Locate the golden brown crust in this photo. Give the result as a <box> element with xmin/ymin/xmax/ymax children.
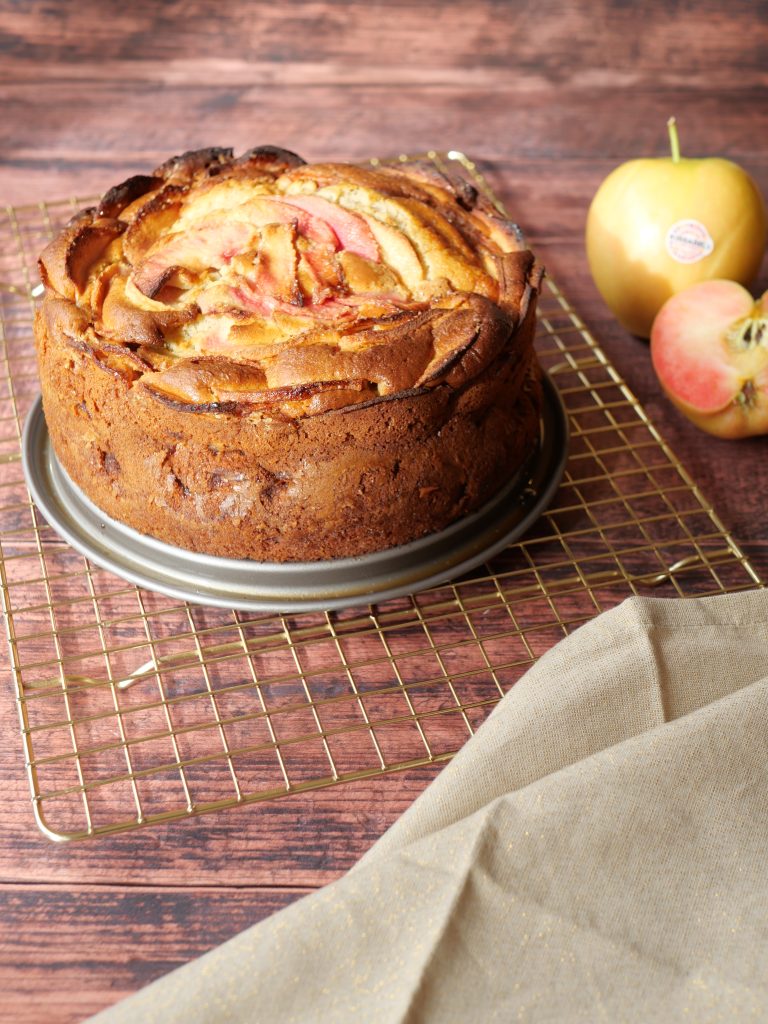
<box><xmin>34</xmin><ymin>148</ymin><xmax>543</xmax><ymax>561</ymax></box>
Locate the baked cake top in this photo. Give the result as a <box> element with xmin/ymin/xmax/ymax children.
<box><xmin>38</xmin><ymin>147</ymin><xmax>540</xmax><ymax>419</ymax></box>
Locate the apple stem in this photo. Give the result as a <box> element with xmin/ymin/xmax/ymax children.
<box><xmin>667</xmin><ymin>117</ymin><xmax>681</xmax><ymax>163</ymax></box>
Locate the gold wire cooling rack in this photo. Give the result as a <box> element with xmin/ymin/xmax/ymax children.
<box><xmin>0</xmin><ymin>151</ymin><xmax>762</xmax><ymax>842</ymax></box>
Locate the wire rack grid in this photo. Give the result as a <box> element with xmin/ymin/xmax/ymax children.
<box><xmin>0</xmin><ymin>151</ymin><xmax>761</xmax><ymax>842</ymax></box>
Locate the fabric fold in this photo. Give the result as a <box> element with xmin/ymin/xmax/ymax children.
<box><xmin>89</xmin><ymin>589</ymin><xmax>768</xmax><ymax>1024</ymax></box>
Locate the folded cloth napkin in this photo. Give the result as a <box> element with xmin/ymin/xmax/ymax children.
<box><xmin>89</xmin><ymin>589</ymin><xmax>768</xmax><ymax>1023</ymax></box>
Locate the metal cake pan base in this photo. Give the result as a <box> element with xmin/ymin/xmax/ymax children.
<box><xmin>22</xmin><ymin>375</ymin><xmax>568</xmax><ymax>612</ymax></box>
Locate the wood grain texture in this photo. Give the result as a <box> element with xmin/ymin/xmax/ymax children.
<box><xmin>0</xmin><ymin>885</ymin><xmax>306</xmax><ymax>1023</ymax></box>
<box><xmin>1</xmin><ymin>2</ymin><xmax>767</xmax><ymax>1020</ymax></box>
<box><xmin>2</xmin><ymin>0</ymin><xmax>768</xmax><ymax>205</ymax></box>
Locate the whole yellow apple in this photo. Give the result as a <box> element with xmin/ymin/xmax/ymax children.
<box><xmin>586</xmin><ymin>119</ymin><xmax>767</xmax><ymax>337</ymax></box>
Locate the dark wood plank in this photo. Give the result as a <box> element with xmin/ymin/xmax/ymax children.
<box><xmin>2</xmin><ymin>0</ymin><xmax>767</xmax><ymax>205</ymax></box>
<box><xmin>2</xmin><ymin>87</ymin><xmax>767</xmax><ymax>206</ymax></box>
<box><xmin>0</xmin><ymin>884</ymin><xmax>305</xmax><ymax>1023</ymax></box>
<box><xmin>1</xmin><ymin>0</ymin><xmax>766</xmax><ymax>82</ymax></box>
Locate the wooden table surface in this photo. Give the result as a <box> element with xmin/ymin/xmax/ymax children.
<box><xmin>2</xmin><ymin>3</ymin><xmax>767</xmax><ymax>1021</ymax></box>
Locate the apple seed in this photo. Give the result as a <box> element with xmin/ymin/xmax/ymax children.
<box><xmin>726</xmin><ymin>314</ymin><xmax>768</xmax><ymax>351</ymax></box>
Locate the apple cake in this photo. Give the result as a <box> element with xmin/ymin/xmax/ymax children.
<box><xmin>34</xmin><ymin>146</ymin><xmax>543</xmax><ymax>561</ymax></box>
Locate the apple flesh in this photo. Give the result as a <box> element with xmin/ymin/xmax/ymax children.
<box><xmin>650</xmin><ymin>279</ymin><xmax>768</xmax><ymax>438</ymax></box>
<box><xmin>586</xmin><ymin>119</ymin><xmax>767</xmax><ymax>338</ymax></box>
<box><xmin>275</xmin><ymin>194</ymin><xmax>379</xmax><ymax>261</ymax></box>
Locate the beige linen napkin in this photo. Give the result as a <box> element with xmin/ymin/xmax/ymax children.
<box><xmin>89</xmin><ymin>589</ymin><xmax>768</xmax><ymax>1023</ymax></box>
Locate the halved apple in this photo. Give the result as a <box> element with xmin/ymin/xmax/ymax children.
<box><xmin>650</xmin><ymin>279</ymin><xmax>768</xmax><ymax>438</ymax></box>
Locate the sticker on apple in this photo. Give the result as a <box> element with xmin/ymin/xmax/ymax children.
<box><xmin>665</xmin><ymin>219</ymin><xmax>714</xmax><ymax>264</ymax></box>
